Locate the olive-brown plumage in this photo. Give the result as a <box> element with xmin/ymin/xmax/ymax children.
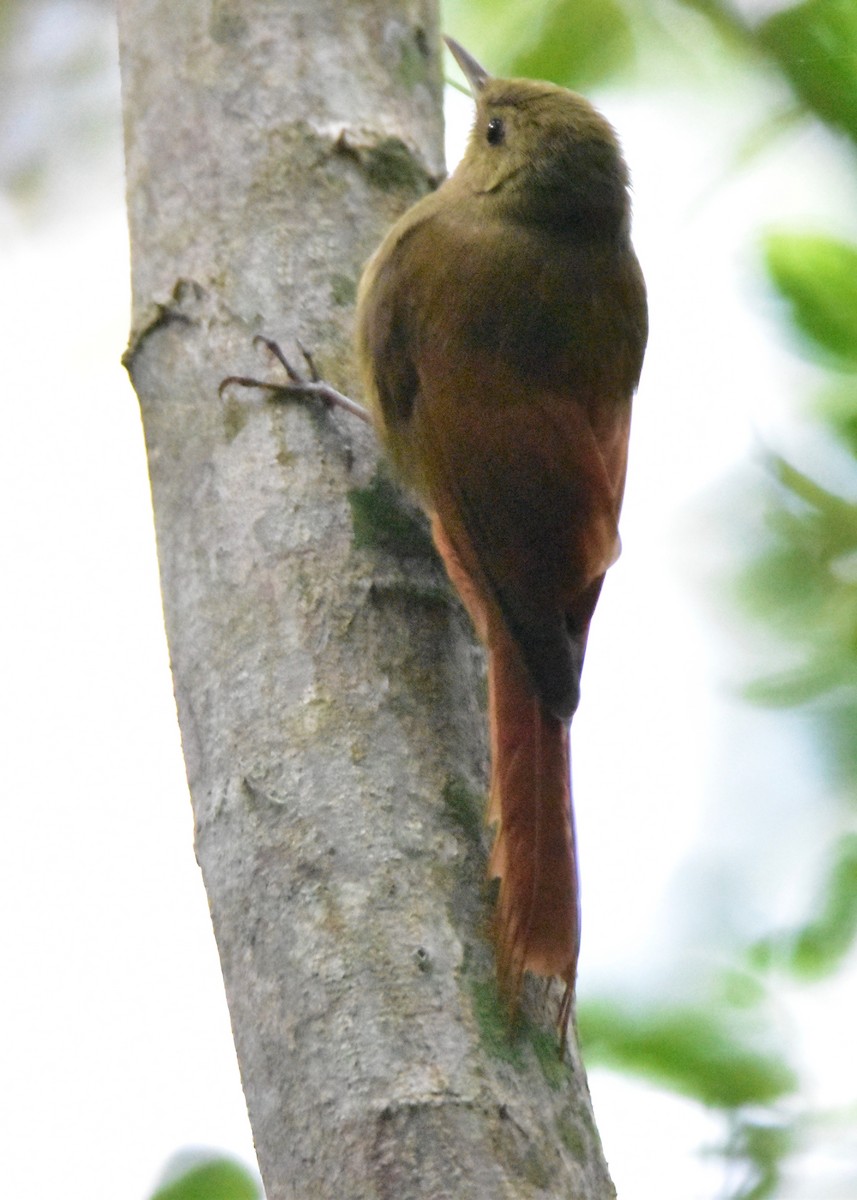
<box><xmin>356</xmin><ymin>39</ymin><xmax>647</xmax><ymax>1039</ymax></box>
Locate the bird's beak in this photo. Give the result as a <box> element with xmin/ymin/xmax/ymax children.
<box><xmin>444</xmin><ymin>36</ymin><xmax>490</xmax><ymax>94</ymax></box>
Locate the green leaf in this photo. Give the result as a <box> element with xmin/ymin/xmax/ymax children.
<box><xmin>444</xmin><ymin>0</ymin><xmax>634</xmax><ymax>91</ymax></box>
<box><xmin>763</xmin><ymin>232</ymin><xmax>857</xmax><ymax>369</ymax></box>
<box><xmin>815</xmin><ymin>378</ymin><xmax>857</xmax><ymax>456</ymax></box>
<box><xmin>149</xmin><ymin>1155</ymin><xmax>260</xmax><ymax>1200</ymax></box>
<box><xmin>754</xmin><ymin>833</ymin><xmax>857</xmax><ymax>978</ymax></box>
<box><xmin>742</xmin><ymin>664</ymin><xmax>847</xmax><ymax>707</ymax></box>
<box><xmin>505</xmin><ymin>0</ymin><xmax>635</xmax><ymax>90</ymax></box>
<box><xmin>812</xmin><ymin>692</ymin><xmax>857</xmax><ymax>791</ymax></box>
<box><xmin>578</xmin><ymin>1000</ymin><xmax>797</xmax><ymax>1108</ymax></box>
<box><xmin>735</xmin><ymin>477</ymin><xmax>857</xmax><ymax>707</ymax></box>
<box><xmin>674</xmin><ymin>0</ymin><xmax>753</xmax><ymax>48</ymax></box>
<box><xmin>758</xmin><ymin>0</ymin><xmax>857</xmax><ymax>143</ymax></box>
<box><xmin>722</xmin><ymin>1116</ymin><xmax>794</xmax><ymax>1200</ymax></box>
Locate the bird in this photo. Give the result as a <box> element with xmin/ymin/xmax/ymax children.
<box><xmin>355</xmin><ymin>38</ymin><xmax>647</xmax><ymax>1044</ymax></box>
<box><xmin>222</xmin><ymin>36</ymin><xmax>647</xmax><ymax>1048</ymax></box>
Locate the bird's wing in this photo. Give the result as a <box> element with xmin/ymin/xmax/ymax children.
<box><xmin>415</xmin><ymin>350</ymin><xmax>627</xmax><ymax>717</ymax></box>
<box><xmin>356</xmin><ymin>211</ymin><xmax>645</xmax><ymax>715</ymax></box>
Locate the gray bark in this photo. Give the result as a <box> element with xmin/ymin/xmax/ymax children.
<box><xmin>117</xmin><ymin>1</ymin><xmax>615</xmax><ymax>1196</ymax></box>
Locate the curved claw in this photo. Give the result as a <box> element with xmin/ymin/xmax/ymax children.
<box><xmin>220</xmin><ymin>336</ymin><xmax>373</xmax><ymax>426</ymax></box>
<box><xmin>253</xmin><ymin>335</ymin><xmax>303</xmax><ymax>383</ymax></box>
<box><xmin>219</xmin><ymin>373</ymin><xmax>286</xmax><ymax>399</ymax></box>
<box><xmin>295</xmin><ymin>339</ymin><xmax>320</xmax><ymax>383</ymax></box>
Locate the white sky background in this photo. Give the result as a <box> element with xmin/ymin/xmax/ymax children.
<box><xmin>2</xmin><ymin>13</ymin><xmax>856</xmax><ymax>1200</ymax></box>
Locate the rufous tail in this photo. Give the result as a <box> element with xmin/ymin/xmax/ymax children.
<box><xmin>431</xmin><ymin>516</ymin><xmax>579</xmax><ymax>1044</ymax></box>
<box><xmin>487</xmin><ymin>619</ymin><xmax>579</xmax><ymax>1039</ymax></box>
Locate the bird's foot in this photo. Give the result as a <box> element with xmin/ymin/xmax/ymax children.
<box><xmin>219</xmin><ymin>335</ymin><xmax>371</xmax><ymax>425</ymax></box>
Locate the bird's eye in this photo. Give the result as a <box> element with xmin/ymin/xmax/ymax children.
<box><xmin>486</xmin><ymin>117</ymin><xmax>505</xmax><ymax>146</ymax></box>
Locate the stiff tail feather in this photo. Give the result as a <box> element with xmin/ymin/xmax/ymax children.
<box><xmin>431</xmin><ymin>516</ymin><xmax>580</xmax><ymax>1046</ymax></box>
<box><xmin>487</xmin><ymin>620</ymin><xmax>579</xmax><ymax>1046</ymax></box>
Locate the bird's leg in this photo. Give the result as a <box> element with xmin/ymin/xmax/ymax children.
<box><xmin>220</xmin><ymin>335</ymin><xmax>372</xmax><ymax>425</ymax></box>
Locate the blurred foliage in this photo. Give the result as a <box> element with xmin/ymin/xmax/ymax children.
<box><xmin>0</xmin><ymin>0</ymin><xmax>119</xmax><ymax>221</ymax></box>
<box><xmin>717</xmin><ymin>1117</ymin><xmax>795</xmax><ymax>1200</ymax></box>
<box><xmin>500</xmin><ymin>0</ymin><xmax>635</xmax><ymax>91</ymax></box>
<box><xmin>764</xmin><ymin>233</ymin><xmax>857</xmax><ymax>371</ymax></box>
<box><xmin>738</xmin><ymin>0</ymin><xmax>857</xmax><ymax>995</ymax></box>
<box><xmin>736</xmin><ymin>454</ymin><xmax>857</xmax><ymax>711</ymax></box>
<box><xmin>444</xmin><ymin>0</ymin><xmax>636</xmax><ymax>90</ymax></box>
<box><xmin>734</xmin><ymin>223</ymin><xmax>857</xmax><ymax>997</ymax></box>
<box><xmin>679</xmin><ymin>0</ymin><xmax>857</xmax><ymax>138</ymax></box>
<box><xmin>758</xmin><ymin>0</ymin><xmax>857</xmax><ymax>143</ymax></box>
<box><xmin>579</xmin><ymin>973</ymin><xmax>807</xmax><ymax>1200</ymax></box>
<box><xmin>579</xmin><ymin>1000</ymin><xmax>796</xmax><ymax>1108</ymax></box>
<box><xmin>148</xmin><ymin>1151</ymin><xmax>261</xmax><ymax>1200</ymax></box>
<box><xmin>752</xmin><ymin>831</ymin><xmax>857</xmax><ymax>978</ymax></box>
<box><xmin>580</xmin><ymin>997</ymin><xmax>798</xmax><ymax>1200</ymax></box>
<box><xmin>443</xmin><ymin>0</ymin><xmax>857</xmax><ymax>1196</ymax></box>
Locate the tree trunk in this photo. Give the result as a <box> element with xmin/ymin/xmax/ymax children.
<box><xmin>117</xmin><ymin>2</ymin><xmax>615</xmax><ymax>1196</ymax></box>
